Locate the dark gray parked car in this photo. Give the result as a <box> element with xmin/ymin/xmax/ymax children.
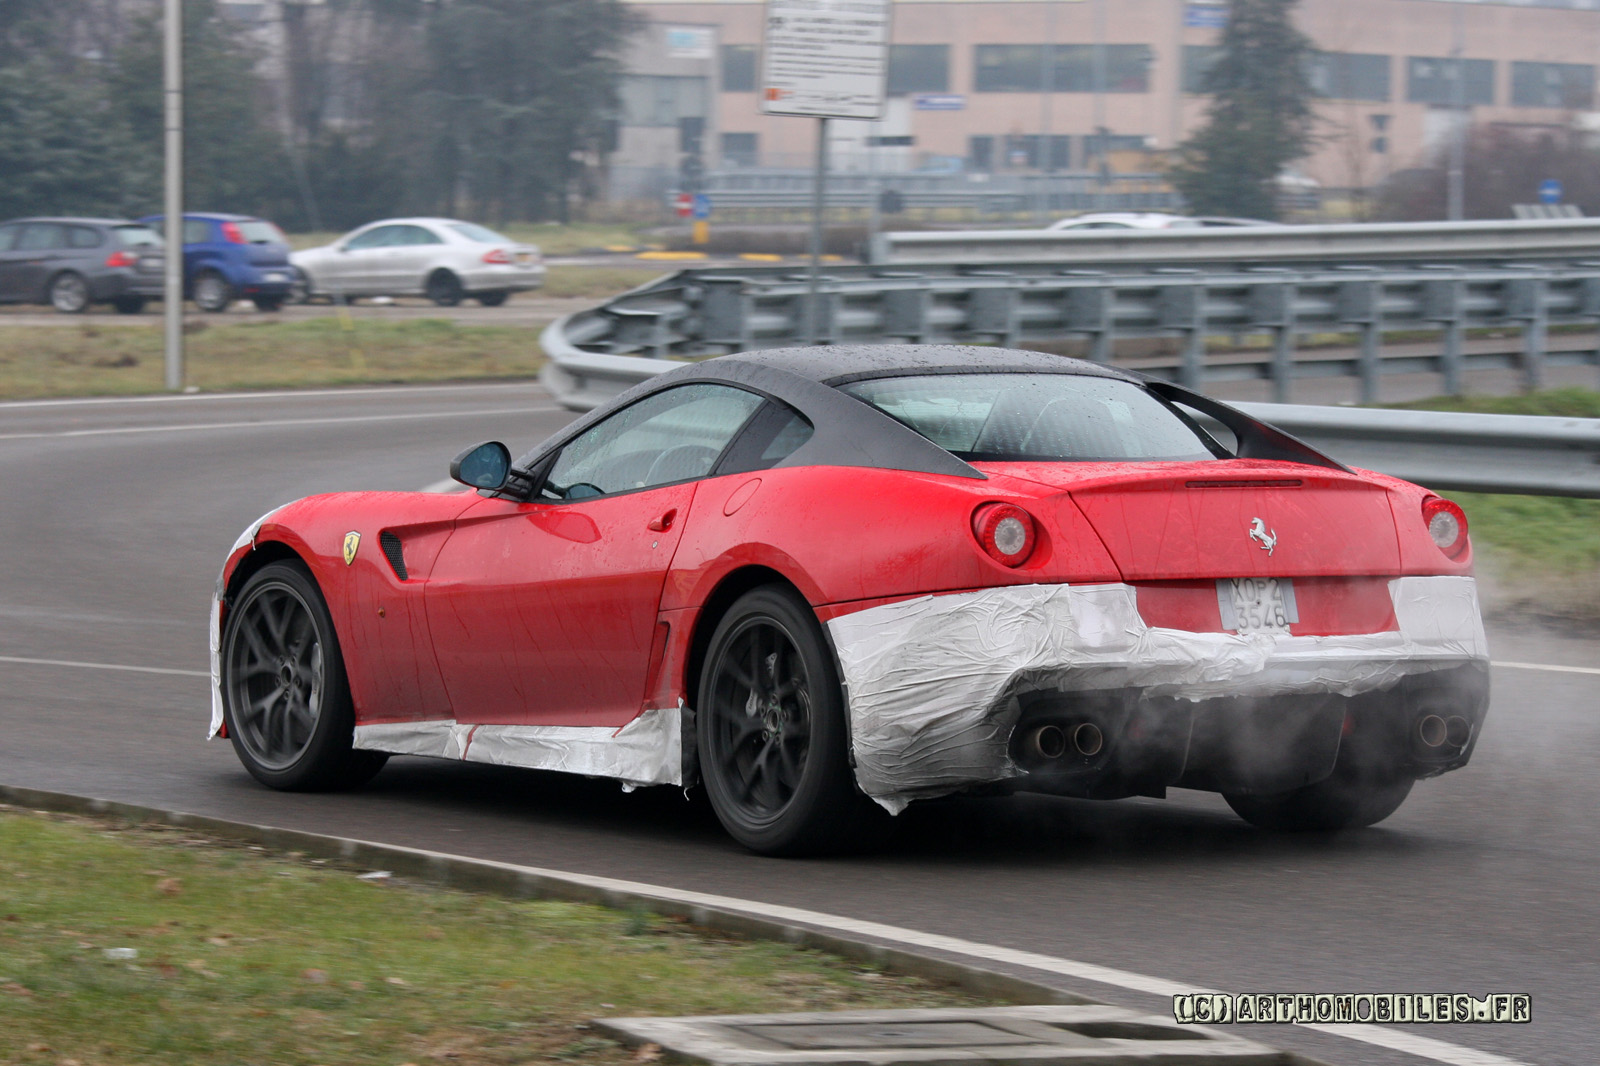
<box><xmin>0</xmin><ymin>217</ymin><xmax>166</xmax><ymax>314</ymax></box>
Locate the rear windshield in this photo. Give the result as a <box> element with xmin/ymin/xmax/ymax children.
<box><xmin>840</xmin><ymin>373</ymin><xmax>1221</xmax><ymax>462</ymax></box>
<box><xmin>236</xmin><ymin>220</ymin><xmax>286</xmax><ymax>244</ymax></box>
<box><xmin>113</xmin><ymin>226</ymin><xmax>163</xmax><ymax>249</ymax></box>
<box><xmin>449</xmin><ymin>222</ymin><xmax>512</xmax><ymax>244</ymax></box>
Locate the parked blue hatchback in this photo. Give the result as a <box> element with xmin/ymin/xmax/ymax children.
<box><xmin>139</xmin><ymin>213</ymin><xmax>295</xmax><ymax>312</ymax></box>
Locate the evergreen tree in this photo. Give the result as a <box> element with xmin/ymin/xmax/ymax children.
<box><xmin>1170</xmin><ymin>0</ymin><xmax>1316</xmax><ymax>220</ymax></box>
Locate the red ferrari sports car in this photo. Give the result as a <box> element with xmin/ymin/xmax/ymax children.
<box><xmin>210</xmin><ymin>345</ymin><xmax>1489</xmax><ymax>854</ymax></box>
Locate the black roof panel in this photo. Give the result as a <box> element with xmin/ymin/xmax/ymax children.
<box><xmin>721</xmin><ymin>344</ymin><xmax>1135</xmax><ymax>386</ymax></box>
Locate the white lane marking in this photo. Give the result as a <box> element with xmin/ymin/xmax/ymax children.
<box><xmin>345</xmin><ymin>839</ymin><xmax>1526</xmax><ymax>1066</ymax></box>
<box><xmin>0</xmin><ymin>405</ymin><xmax>560</xmax><ymax>442</ymax></box>
<box><xmin>0</xmin><ymin>654</ymin><xmax>207</xmax><ymax>678</ymax></box>
<box><xmin>0</xmin><ymin>381</ymin><xmax>549</xmax><ymax>410</ymax></box>
<box><xmin>1492</xmin><ymin>660</ymin><xmax>1600</xmax><ymax>677</ymax></box>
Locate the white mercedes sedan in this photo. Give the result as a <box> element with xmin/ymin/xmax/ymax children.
<box><xmin>290</xmin><ymin>218</ymin><xmax>545</xmax><ymax>306</ymax></box>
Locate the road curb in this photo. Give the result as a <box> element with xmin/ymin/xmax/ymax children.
<box><xmin>0</xmin><ymin>784</ymin><xmax>1084</xmax><ymax>1009</ymax></box>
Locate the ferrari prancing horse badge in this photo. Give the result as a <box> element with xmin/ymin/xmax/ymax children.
<box><xmin>342</xmin><ymin>531</ymin><xmax>361</xmax><ymax>566</ymax></box>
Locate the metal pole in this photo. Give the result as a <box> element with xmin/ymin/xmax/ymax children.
<box><xmin>1092</xmin><ymin>0</ymin><xmax>1108</xmax><ymax>211</ymax></box>
<box><xmin>1446</xmin><ymin>3</ymin><xmax>1466</xmax><ymax>221</ymax></box>
<box><xmin>807</xmin><ymin>116</ymin><xmax>829</xmax><ymax>345</ymax></box>
<box><xmin>162</xmin><ymin>0</ymin><xmax>184</xmax><ymax>391</ymax></box>
<box><xmin>1036</xmin><ymin>1</ymin><xmax>1056</xmax><ymax>224</ymax></box>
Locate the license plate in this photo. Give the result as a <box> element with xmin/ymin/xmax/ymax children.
<box><xmin>515</xmin><ymin>252</ymin><xmax>530</xmax><ymax>263</ymax></box>
<box><xmin>265</xmin><ymin>272</ymin><xmax>287</xmax><ymax>282</ymax></box>
<box><xmin>1217</xmin><ymin>577</ymin><xmax>1298</xmax><ymax>635</ymax></box>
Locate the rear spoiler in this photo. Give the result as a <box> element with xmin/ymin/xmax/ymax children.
<box><xmin>1142</xmin><ymin>379</ymin><xmax>1349</xmax><ymax>472</ymax></box>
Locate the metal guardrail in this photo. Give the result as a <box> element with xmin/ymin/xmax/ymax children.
<box><xmin>869</xmin><ymin>217</ymin><xmax>1600</xmax><ymax>267</ymax></box>
<box><xmin>540</xmin><ymin>284</ymin><xmax>1600</xmax><ymax>499</ymax></box>
<box><xmin>702</xmin><ymin>170</ymin><xmax>1182</xmax><ymax>216</ymax></box>
<box><xmin>539</xmin><ymin>260</ymin><xmax>1600</xmax><ymax>404</ymax></box>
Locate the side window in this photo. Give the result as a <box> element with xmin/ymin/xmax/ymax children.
<box><xmin>184</xmin><ymin>219</ymin><xmax>210</xmax><ymax>244</ymax></box>
<box><xmin>345</xmin><ymin>226</ymin><xmax>395</xmax><ymax>251</ymax></box>
<box><xmin>17</xmin><ymin>224</ymin><xmax>66</xmax><ymax>251</ymax></box>
<box><xmin>404</xmin><ymin>225</ymin><xmax>444</xmax><ymax>245</ymax></box>
<box><xmin>68</xmin><ymin>226</ymin><xmax>102</xmax><ymax>248</ymax></box>
<box><xmin>0</xmin><ymin>224</ymin><xmax>19</xmax><ymax>251</ymax></box>
<box><xmin>715</xmin><ymin>401</ymin><xmax>815</xmax><ymax>475</ymax></box>
<box><xmin>544</xmin><ymin>384</ymin><xmax>764</xmax><ymax>499</ymax></box>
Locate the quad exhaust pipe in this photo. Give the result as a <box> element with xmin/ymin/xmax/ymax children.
<box><xmin>1023</xmin><ymin>722</ymin><xmax>1105</xmax><ymax>762</ymax></box>
<box><xmin>1417</xmin><ymin>714</ymin><xmax>1472</xmax><ymax>750</ymax></box>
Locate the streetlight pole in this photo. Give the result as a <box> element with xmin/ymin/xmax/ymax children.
<box><xmin>1446</xmin><ymin>2</ymin><xmax>1466</xmax><ymax>221</ymax></box>
<box><xmin>1091</xmin><ymin>0</ymin><xmax>1108</xmax><ymax>210</ymax></box>
<box><xmin>162</xmin><ymin>0</ymin><xmax>184</xmax><ymax>390</ymax></box>
<box><xmin>1036</xmin><ymin>0</ymin><xmax>1056</xmax><ymax>223</ymax></box>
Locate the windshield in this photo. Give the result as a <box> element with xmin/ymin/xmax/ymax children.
<box><xmin>840</xmin><ymin>373</ymin><xmax>1222</xmax><ymax>462</ymax></box>
<box><xmin>113</xmin><ymin>226</ymin><xmax>164</xmax><ymax>249</ymax></box>
<box><xmin>449</xmin><ymin>222</ymin><xmax>512</xmax><ymax>244</ymax></box>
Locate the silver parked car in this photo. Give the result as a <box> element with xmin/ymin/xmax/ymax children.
<box><xmin>290</xmin><ymin>218</ymin><xmax>545</xmax><ymax>306</ymax></box>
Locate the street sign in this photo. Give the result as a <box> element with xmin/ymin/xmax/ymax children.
<box><xmin>674</xmin><ymin>192</ymin><xmax>693</xmax><ymax>218</ymax></box>
<box><xmin>691</xmin><ymin>193</ymin><xmax>712</xmax><ymax>220</ymax></box>
<box><xmin>1540</xmin><ymin>179</ymin><xmax>1564</xmax><ymax>205</ymax></box>
<box><xmin>759</xmin><ymin>0</ymin><xmax>892</xmax><ymax>120</ymax></box>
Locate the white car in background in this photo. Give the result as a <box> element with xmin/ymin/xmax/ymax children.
<box><xmin>1046</xmin><ymin>212</ymin><xmax>1274</xmax><ymax>231</ymax></box>
<box><xmin>290</xmin><ymin>218</ymin><xmax>545</xmax><ymax>306</ymax></box>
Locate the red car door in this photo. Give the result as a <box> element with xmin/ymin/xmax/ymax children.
<box><xmin>425</xmin><ymin>382</ymin><xmax>766</xmax><ymax>728</ymax></box>
<box><xmin>425</xmin><ymin>483</ymin><xmax>696</xmax><ymax>727</ymax></box>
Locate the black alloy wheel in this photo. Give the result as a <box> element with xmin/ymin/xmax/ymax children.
<box><xmin>426</xmin><ymin>270</ymin><xmax>463</xmax><ymax>307</ymax></box>
<box><xmin>48</xmin><ymin>272</ymin><xmax>90</xmax><ymax>313</ymax></box>
<box><xmin>697</xmin><ymin>586</ymin><xmax>874</xmax><ymax>855</ymax></box>
<box><xmin>1224</xmin><ymin>760</ymin><xmax>1414</xmax><ymax>832</ymax></box>
<box><xmin>221</xmin><ymin>561</ymin><xmax>385</xmax><ymax>791</ymax></box>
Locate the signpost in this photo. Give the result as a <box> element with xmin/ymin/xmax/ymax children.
<box><xmin>1540</xmin><ymin>179</ymin><xmax>1564</xmax><ymax>205</ymax></box>
<box><xmin>759</xmin><ymin>0</ymin><xmax>892</xmax><ymax>343</ymax></box>
<box><xmin>691</xmin><ymin>193</ymin><xmax>712</xmax><ymax>245</ymax></box>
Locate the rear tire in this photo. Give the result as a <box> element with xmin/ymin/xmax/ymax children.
<box><xmin>193</xmin><ymin>270</ymin><xmax>233</xmax><ymax>313</ymax></box>
<box><xmin>48</xmin><ymin>272</ymin><xmax>90</xmax><ymax>313</ymax></box>
<box><xmin>426</xmin><ymin>270</ymin><xmax>463</xmax><ymax>307</ymax></box>
<box><xmin>112</xmin><ymin>296</ymin><xmax>146</xmax><ymax>315</ymax></box>
<box><xmin>1225</xmin><ymin>762</ymin><xmax>1413</xmax><ymax>832</ymax></box>
<box><xmin>475</xmin><ymin>291</ymin><xmax>508</xmax><ymax>307</ymax></box>
<box><xmin>221</xmin><ymin>560</ymin><xmax>387</xmax><ymax>791</ymax></box>
<box><xmin>697</xmin><ymin>585</ymin><xmax>876</xmax><ymax>855</ymax></box>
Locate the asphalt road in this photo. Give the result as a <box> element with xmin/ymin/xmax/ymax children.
<box><xmin>0</xmin><ymin>383</ymin><xmax>1594</xmax><ymax>1066</ymax></box>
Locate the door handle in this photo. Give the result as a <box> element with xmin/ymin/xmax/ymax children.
<box><xmin>647</xmin><ymin>509</ymin><xmax>676</xmax><ymax>532</ymax></box>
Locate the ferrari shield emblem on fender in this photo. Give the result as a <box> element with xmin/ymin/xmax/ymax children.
<box><xmin>342</xmin><ymin>531</ymin><xmax>361</xmax><ymax>566</ymax></box>
<box><xmin>1247</xmin><ymin>517</ymin><xmax>1278</xmax><ymax>556</ymax></box>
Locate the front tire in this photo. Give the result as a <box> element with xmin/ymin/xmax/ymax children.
<box><xmin>1225</xmin><ymin>761</ymin><xmax>1413</xmax><ymax>832</ymax></box>
<box><xmin>697</xmin><ymin>585</ymin><xmax>869</xmax><ymax>855</ymax></box>
<box><xmin>425</xmin><ymin>269</ymin><xmax>463</xmax><ymax>307</ymax></box>
<box><xmin>49</xmin><ymin>272</ymin><xmax>90</xmax><ymax>313</ymax></box>
<box><xmin>193</xmin><ymin>270</ymin><xmax>233</xmax><ymax>313</ymax></box>
<box><xmin>221</xmin><ymin>560</ymin><xmax>386</xmax><ymax>791</ymax></box>
<box><xmin>475</xmin><ymin>291</ymin><xmax>508</xmax><ymax>307</ymax></box>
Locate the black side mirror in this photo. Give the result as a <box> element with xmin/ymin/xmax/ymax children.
<box><xmin>450</xmin><ymin>441</ymin><xmax>511</xmax><ymax>490</ymax></box>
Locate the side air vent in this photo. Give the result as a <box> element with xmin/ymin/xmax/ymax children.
<box><xmin>379</xmin><ymin>531</ymin><xmax>408</xmax><ymax>580</ymax></box>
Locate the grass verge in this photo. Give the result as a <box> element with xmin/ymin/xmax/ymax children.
<box><xmin>1393</xmin><ymin>389</ymin><xmax>1600</xmax><ymax>626</ymax></box>
<box><xmin>0</xmin><ymin>807</ymin><xmax>978</xmax><ymax>1066</ymax></box>
<box><xmin>0</xmin><ymin>318</ymin><xmax>546</xmax><ymax>400</ymax></box>
<box><xmin>542</xmin><ymin>265</ymin><xmax>670</xmax><ymax>299</ymax></box>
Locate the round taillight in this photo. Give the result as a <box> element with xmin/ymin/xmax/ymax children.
<box><xmin>1422</xmin><ymin>497</ymin><xmax>1469</xmax><ymax>559</ymax></box>
<box><xmin>972</xmin><ymin>503</ymin><xmax>1036</xmax><ymax>567</ymax></box>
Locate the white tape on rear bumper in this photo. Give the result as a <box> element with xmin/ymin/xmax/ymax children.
<box><xmin>827</xmin><ymin>577</ymin><xmax>1488</xmax><ymax>813</ymax></box>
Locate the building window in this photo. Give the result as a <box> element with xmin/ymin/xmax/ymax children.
<box><xmin>1511</xmin><ymin>61</ymin><xmax>1594</xmax><ymax>108</ymax></box>
<box><xmin>621</xmin><ymin>75</ymin><xmax>708</xmax><ymax>127</ymax></box>
<box><xmin>1182</xmin><ymin>45</ymin><xmax>1222</xmax><ymax>94</ymax></box>
<box><xmin>969</xmin><ymin>135</ymin><xmax>994</xmax><ymax>172</ymax></box>
<box><xmin>721</xmin><ymin>44</ymin><xmax>757</xmax><ymax>93</ymax></box>
<box><xmin>974</xmin><ymin>44</ymin><xmax>1153</xmax><ymax>93</ymax></box>
<box><xmin>1308</xmin><ymin>52</ymin><xmax>1390</xmax><ymax>102</ymax></box>
<box><xmin>888</xmin><ymin>45</ymin><xmax>949</xmax><ymax>95</ymax></box>
<box><xmin>1406</xmin><ymin>57</ymin><xmax>1494</xmax><ymax>106</ymax></box>
<box><xmin>721</xmin><ymin>132</ymin><xmax>759</xmax><ymax>167</ymax></box>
